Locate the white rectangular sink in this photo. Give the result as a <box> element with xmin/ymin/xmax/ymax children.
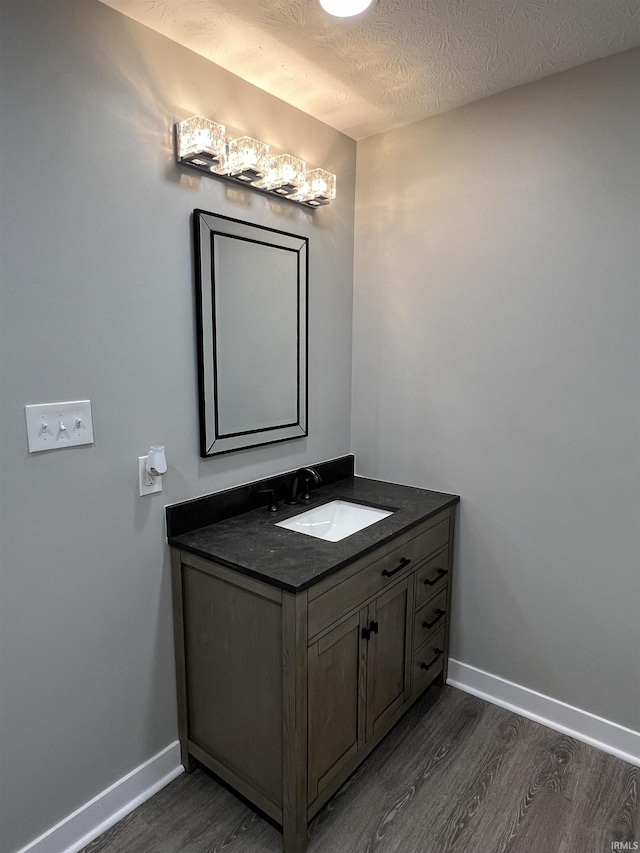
<box><xmin>276</xmin><ymin>500</ymin><xmax>393</xmax><ymax>542</ymax></box>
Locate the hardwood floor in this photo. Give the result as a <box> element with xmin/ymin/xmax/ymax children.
<box><xmin>83</xmin><ymin>686</ymin><xmax>638</xmax><ymax>853</ymax></box>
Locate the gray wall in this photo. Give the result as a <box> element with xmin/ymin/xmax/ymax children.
<box><xmin>353</xmin><ymin>49</ymin><xmax>640</xmax><ymax>732</ymax></box>
<box><xmin>0</xmin><ymin>2</ymin><xmax>355</xmax><ymax>850</ymax></box>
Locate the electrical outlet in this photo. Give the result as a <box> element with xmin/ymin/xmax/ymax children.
<box><xmin>139</xmin><ymin>456</ymin><xmax>162</xmax><ymax>496</ymax></box>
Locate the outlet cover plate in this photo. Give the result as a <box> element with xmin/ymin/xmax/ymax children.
<box><xmin>139</xmin><ymin>456</ymin><xmax>163</xmax><ymax>496</ymax></box>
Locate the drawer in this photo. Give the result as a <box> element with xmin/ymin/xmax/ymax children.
<box><xmin>412</xmin><ymin>626</ymin><xmax>445</xmax><ymax>695</ymax></box>
<box><xmin>414</xmin><ymin>547</ymin><xmax>450</xmax><ymax>609</ymax></box>
<box><xmin>308</xmin><ymin>513</ymin><xmax>450</xmax><ymax>640</ymax></box>
<box><xmin>412</xmin><ymin>587</ymin><xmax>447</xmax><ymax>653</ymax></box>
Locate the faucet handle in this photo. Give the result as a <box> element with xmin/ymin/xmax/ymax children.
<box><xmin>300</xmin><ymin>467</ymin><xmax>322</xmax><ymax>501</ymax></box>
<box><xmin>286</xmin><ymin>466</ymin><xmax>323</xmax><ymax>504</ymax></box>
<box><xmin>259</xmin><ymin>489</ymin><xmax>280</xmax><ymax>513</ymax></box>
<box><xmin>300</xmin><ymin>474</ymin><xmax>316</xmax><ymax>501</ymax></box>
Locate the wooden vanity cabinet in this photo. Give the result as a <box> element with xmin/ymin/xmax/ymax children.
<box><xmin>171</xmin><ymin>505</ymin><xmax>455</xmax><ymax>853</ymax></box>
<box><xmin>307</xmin><ymin>575</ymin><xmax>412</xmax><ymax>811</ymax></box>
<box><xmin>307</xmin><ymin>607</ymin><xmax>365</xmax><ymax>806</ymax></box>
<box><xmin>365</xmin><ymin>576</ymin><xmax>412</xmax><ymax>740</ymax></box>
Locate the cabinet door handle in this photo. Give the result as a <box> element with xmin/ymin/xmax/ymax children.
<box><xmin>420</xmin><ymin>648</ymin><xmax>444</xmax><ymax>670</ymax></box>
<box><xmin>424</xmin><ymin>567</ymin><xmax>448</xmax><ymax>587</ymax></box>
<box><xmin>362</xmin><ymin>621</ymin><xmax>379</xmax><ymax>640</ymax></box>
<box><xmin>382</xmin><ymin>557</ymin><xmax>411</xmax><ymax>577</ymax></box>
<box><xmin>422</xmin><ymin>609</ymin><xmax>445</xmax><ymax>630</ymax></box>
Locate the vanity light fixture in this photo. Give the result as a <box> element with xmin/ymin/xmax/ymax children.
<box><xmin>296</xmin><ymin>169</ymin><xmax>337</xmax><ymax>207</ymax></box>
<box><xmin>223</xmin><ymin>135</ymin><xmax>270</xmax><ymax>182</ymax></box>
<box><xmin>175</xmin><ymin>115</ymin><xmax>226</xmax><ymax>170</ymax></box>
<box><xmin>319</xmin><ymin>0</ymin><xmax>374</xmax><ymax>17</ymax></box>
<box><xmin>257</xmin><ymin>154</ymin><xmax>307</xmax><ymax>196</ymax></box>
<box><xmin>174</xmin><ymin>115</ymin><xmax>337</xmax><ymax>209</ymax></box>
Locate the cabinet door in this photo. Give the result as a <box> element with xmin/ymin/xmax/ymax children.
<box><xmin>365</xmin><ymin>577</ymin><xmax>411</xmax><ymax>741</ymax></box>
<box><xmin>307</xmin><ymin>608</ymin><xmax>367</xmax><ymax>805</ymax></box>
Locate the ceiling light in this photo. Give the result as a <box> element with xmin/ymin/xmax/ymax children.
<box><xmin>319</xmin><ymin>0</ymin><xmax>373</xmax><ymax>17</ymax></box>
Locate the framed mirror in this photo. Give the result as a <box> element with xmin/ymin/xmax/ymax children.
<box><xmin>194</xmin><ymin>210</ymin><xmax>308</xmax><ymax>457</ymax></box>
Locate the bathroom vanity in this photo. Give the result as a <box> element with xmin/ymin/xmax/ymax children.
<box><xmin>168</xmin><ymin>458</ymin><xmax>458</xmax><ymax>853</ymax></box>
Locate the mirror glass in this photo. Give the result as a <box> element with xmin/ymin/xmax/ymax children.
<box><xmin>194</xmin><ymin>210</ymin><xmax>308</xmax><ymax>456</ymax></box>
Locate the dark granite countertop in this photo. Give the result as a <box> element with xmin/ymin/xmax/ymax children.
<box><xmin>169</xmin><ymin>476</ymin><xmax>459</xmax><ymax>592</ymax></box>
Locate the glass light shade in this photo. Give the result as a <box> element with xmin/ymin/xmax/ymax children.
<box><xmin>319</xmin><ymin>0</ymin><xmax>373</xmax><ymax>17</ymax></box>
<box><xmin>256</xmin><ymin>154</ymin><xmax>306</xmax><ymax>195</ymax></box>
<box><xmin>222</xmin><ymin>136</ymin><xmax>270</xmax><ymax>181</ymax></box>
<box><xmin>176</xmin><ymin>116</ymin><xmax>226</xmax><ymax>169</ymax></box>
<box><xmin>296</xmin><ymin>169</ymin><xmax>337</xmax><ymax>206</ymax></box>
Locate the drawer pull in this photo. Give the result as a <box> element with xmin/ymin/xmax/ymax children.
<box><xmin>424</xmin><ymin>567</ymin><xmax>448</xmax><ymax>587</ymax></box>
<box><xmin>422</xmin><ymin>609</ymin><xmax>445</xmax><ymax>630</ymax></box>
<box><xmin>382</xmin><ymin>557</ymin><xmax>411</xmax><ymax>577</ymax></box>
<box><xmin>362</xmin><ymin>620</ymin><xmax>379</xmax><ymax>640</ymax></box>
<box><xmin>420</xmin><ymin>648</ymin><xmax>444</xmax><ymax>670</ymax></box>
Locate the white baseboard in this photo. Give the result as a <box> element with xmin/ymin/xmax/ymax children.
<box><xmin>447</xmin><ymin>659</ymin><xmax>640</xmax><ymax>767</ymax></box>
<box><xmin>15</xmin><ymin>741</ymin><xmax>183</xmax><ymax>853</ymax></box>
<box><xmin>14</xmin><ymin>669</ymin><xmax>639</xmax><ymax>853</ymax></box>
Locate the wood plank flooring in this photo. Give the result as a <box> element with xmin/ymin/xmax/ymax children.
<box><xmin>83</xmin><ymin>686</ymin><xmax>638</xmax><ymax>853</ymax></box>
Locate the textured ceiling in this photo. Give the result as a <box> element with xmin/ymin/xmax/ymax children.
<box><xmin>100</xmin><ymin>0</ymin><xmax>640</xmax><ymax>138</ymax></box>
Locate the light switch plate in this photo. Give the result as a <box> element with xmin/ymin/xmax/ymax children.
<box><xmin>25</xmin><ymin>400</ymin><xmax>94</xmax><ymax>453</ymax></box>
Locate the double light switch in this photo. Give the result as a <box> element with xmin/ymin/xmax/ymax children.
<box><xmin>25</xmin><ymin>400</ymin><xmax>94</xmax><ymax>452</ymax></box>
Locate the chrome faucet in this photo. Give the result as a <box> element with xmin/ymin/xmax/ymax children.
<box><xmin>286</xmin><ymin>466</ymin><xmax>322</xmax><ymax>504</ymax></box>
